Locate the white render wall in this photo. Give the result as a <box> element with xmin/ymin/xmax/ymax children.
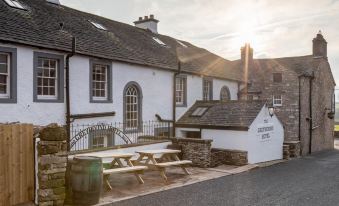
<box><xmin>0</xmin><ymin>43</ymin><xmax>240</xmax><ymax>127</ymax></box>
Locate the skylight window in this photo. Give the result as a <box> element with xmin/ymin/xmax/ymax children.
<box><xmin>152</xmin><ymin>37</ymin><xmax>167</xmax><ymax>46</ymax></box>
<box><xmin>4</xmin><ymin>0</ymin><xmax>25</xmax><ymax>9</ymax></box>
<box><xmin>89</xmin><ymin>21</ymin><xmax>107</xmax><ymax>31</ymax></box>
<box><xmin>191</xmin><ymin>107</ymin><xmax>209</xmax><ymax>117</ymax></box>
<box><xmin>177</xmin><ymin>40</ymin><xmax>188</xmax><ymax>48</ymax></box>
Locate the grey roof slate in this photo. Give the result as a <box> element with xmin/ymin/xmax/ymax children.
<box><xmin>0</xmin><ymin>0</ymin><xmax>242</xmax><ymax>81</ymax></box>
<box><xmin>176</xmin><ymin>100</ymin><xmax>266</xmax><ymax>129</ymax></box>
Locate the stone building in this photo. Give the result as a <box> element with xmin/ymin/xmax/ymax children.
<box><xmin>238</xmin><ymin>32</ymin><xmax>336</xmax><ymax>155</ymax></box>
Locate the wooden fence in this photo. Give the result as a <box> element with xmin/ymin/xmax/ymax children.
<box><xmin>0</xmin><ymin>124</ymin><xmax>34</xmax><ymax>206</ymax></box>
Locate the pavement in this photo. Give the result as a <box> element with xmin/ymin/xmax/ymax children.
<box><xmin>110</xmin><ymin>143</ymin><xmax>339</xmax><ymax>206</ymax></box>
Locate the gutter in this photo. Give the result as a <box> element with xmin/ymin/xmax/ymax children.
<box><xmin>66</xmin><ymin>37</ymin><xmax>76</xmax><ymax>152</ymax></box>
<box><xmin>172</xmin><ymin>61</ymin><xmax>182</xmax><ymax>136</ymax></box>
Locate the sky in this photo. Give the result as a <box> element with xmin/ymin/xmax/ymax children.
<box><xmin>60</xmin><ymin>0</ymin><xmax>339</xmax><ymax>86</ymax></box>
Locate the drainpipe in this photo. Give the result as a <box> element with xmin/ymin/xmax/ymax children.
<box><xmin>298</xmin><ymin>76</ymin><xmax>301</xmax><ymax>142</ymax></box>
<box><xmin>308</xmin><ymin>73</ymin><xmax>314</xmax><ymax>154</ymax></box>
<box><xmin>66</xmin><ymin>37</ymin><xmax>76</xmax><ymax>152</ymax></box>
<box><xmin>172</xmin><ymin>61</ymin><xmax>182</xmax><ymax>137</ymax></box>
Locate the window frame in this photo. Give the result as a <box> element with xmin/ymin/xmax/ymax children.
<box><xmin>273</xmin><ymin>95</ymin><xmax>283</xmax><ymax>106</ymax></box>
<box><xmin>0</xmin><ymin>47</ymin><xmax>17</xmax><ymax>104</ymax></box>
<box><xmin>89</xmin><ymin>59</ymin><xmax>112</xmax><ymax>103</ymax></box>
<box><xmin>175</xmin><ymin>75</ymin><xmax>187</xmax><ymax>107</ymax></box>
<box><xmin>273</xmin><ymin>73</ymin><xmax>283</xmax><ymax>83</ymax></box>
<box><xmin>202</xmin><ymin>77</ymin><xmax>213</xmax><ymax>101</ymax></box>
<box><xmin>123</xmin><ymin>81</ymin><xmax>143</xmax><ymax>133</ymax></box>
<box><xmin>33</xmin><ymin>52</ymin><xmax>64</xmax><ymax>103</ymax></box>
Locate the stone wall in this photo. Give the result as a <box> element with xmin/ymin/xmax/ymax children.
<box><xmin>171</xmin><ymin>138</ymin><xmax>212</xmax><ymax>168</ymax></box>
<box><xmin>37</xmin><ymin>124</ymin><xmax>67</xmax><ymax>206</ymax></box>
<box><xmin>210</xmin><ymin>148</ymin><xmax>248</xmax><ymax>167</ymax></box>
<box><xmin>284</xmin><ymin>141</ymin><xmax>301</xmax><ymax>158</ymax></box>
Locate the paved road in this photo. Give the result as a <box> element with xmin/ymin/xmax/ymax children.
<box><xmin>113</xmin><ymin>147</ymin><xmax>339</xmax><ymax>206</ymax></box>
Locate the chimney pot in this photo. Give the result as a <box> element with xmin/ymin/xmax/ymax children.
<box><xmin>144</xmin><ymin>16</ymin><xmax>149</xmax><ymax>20</ymax></box>
<box><xmin>150</xmin><ymin>14</ymin><xmax>154</xmax><ymax>19</ymax></box>
<box><xmin>138</xmin><ymin>17</ymin><xmax>142</xmax><ymax>21</ymax></box>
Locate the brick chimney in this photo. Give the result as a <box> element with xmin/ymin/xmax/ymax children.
<box><xmin>313</xmin><ymin>30</ymin><xmax>327</xmax><ymax>58</ymax></box>
<box><xmin>241</xmin><ymin>43</ymin><xmax>253</xmax><ymax>64</ymax></box>
<box><xmin>134</xmin><ymin>14</ymin><xmax>159</xmax><ymax>34</ymax></box>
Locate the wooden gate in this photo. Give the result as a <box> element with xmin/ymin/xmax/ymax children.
<box><xmin>0</xmin><ymin>124</ymin><xmax>34</xmax><ymax>206</ymax></box>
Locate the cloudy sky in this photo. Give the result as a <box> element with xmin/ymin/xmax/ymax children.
<box><xmin>60</xmin><ymin>0</ymin><xmax>339</xmax><ymax>86</ymax></box>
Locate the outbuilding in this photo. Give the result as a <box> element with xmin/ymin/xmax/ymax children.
<box><xmin>176</xmin><ymin>100</ymin><xmax>284</xmax><ymax>164</ymax></box>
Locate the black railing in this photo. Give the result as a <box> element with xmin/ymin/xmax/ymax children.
<box><xmin>70</xmin><ymin>121</ymin><xmax>172</xmax><ymax>152</ymax></box>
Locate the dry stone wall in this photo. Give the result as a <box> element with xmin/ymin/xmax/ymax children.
<box><xmin>37</xmin><ymin>124</ymin><xmax>67</xmax><ymax>206</ymax></box>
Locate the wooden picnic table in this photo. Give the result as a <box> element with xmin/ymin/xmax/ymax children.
<box><xmin>135</xmin><ymin>149</ymin><xmax>192</xmax><ymax>181</ymax></box>
<box><xmin>75</xmin><ymin>152</ymin><xmax>147</xmax><ymax>190</ymax></box>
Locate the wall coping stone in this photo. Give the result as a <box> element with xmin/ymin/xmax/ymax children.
<box><xmin>171</xmin><ymin>137</ymin><xmax>213</xmax><ymax>144</ymax></box>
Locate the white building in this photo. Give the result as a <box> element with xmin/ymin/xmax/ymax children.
<box><xmin>0</xmin><ymin>0</ymin><xmax>244</xmax><ymax>150</ymax></box>
<box><xmin>176</xmin><ymin>100</ymin><xmax>284</xmax><ymax>163</ymax></box>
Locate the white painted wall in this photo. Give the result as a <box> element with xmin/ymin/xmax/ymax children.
<box><xmin>213</xmin><ymin>78</ymin><xmax>238</xmax><ymax>101</ymax></box>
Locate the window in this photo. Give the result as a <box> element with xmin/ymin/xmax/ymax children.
<box><xmin>203</xmin><ymin>78</ymin><xmax>213</xmax><ymax>101</ymax></box>
<box><xmin>92</xmin><ymin>136</ymin><xmax>107</xmax><ymax>149</ymax></box>
<box><xmin>220</xmin><ymin>86</ymin><xmax>231</xmax><ymax>101</ymax></box>
<box><xmin>175</xmin><ymin>76</ymin><xmax>187</xmax><ymax>106</ymax></box>
<box><xmin>92</xmin><ymin>65</ymin><xmax>108</xmax><ymax>100</ymax></box>
<box><xmin>153</xmin><ymin>37</ymin><xmax>166</xmax><ymax>46</ymax></box>
<box><xmin>176</xmin><ymin>40</ymin><xmax>188</xmax><ymax>48</ymax></box>
<box><xmin>273</xmin><ymin>95</ymin><xmax>282</xmax><ymax>106</ymax></box>
<box><xmin>0</xmin><ymin>53</ymin><xmax>10</xmax><ymax>98</ymax></box>
<box><xmin>0</xmin><ymin>47</ymin><xmax>16</xmax><ymax>103</ymax></box>
<box><xmin>34</xmin><ymin>52</ymin><xmax>64</xmax><ymax>102</ymax></box>
<box><xmin>37</xmin><ymin>58</ymin><xmax>58</xmax><ymax>99</ymax></box>
<box><xmin>191</xmin><ymin>107</ymin><xmax>208</xmax><ymax>117</ymax></box>
<box><xmin>4</xmin><ymin>0</ymin><xmax>25</xmax><ymax>10</ymax></box>
<box><xmin>273</xmin><ymin>73</ymin><xmax>282</xmax><ymax>83</ymax></box>
<box><xmin>124</xmin><ymin>82</ymin><xmax>143</xmax><ymax>132</ymax></box>
<box><xmin>89</xmin><ymin>21</ymin><xmax>107</xmax><ymax>30</ymax></box>
<box><xmin>90</xmin><ymin>60</ymin><xmax>112</xmax><ymax>103</ymax></box>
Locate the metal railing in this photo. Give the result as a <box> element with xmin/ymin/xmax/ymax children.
<box><xmin>70</xmin><ymin>120</ymin><xmax>172</xmax><ymax>152</ymax></box>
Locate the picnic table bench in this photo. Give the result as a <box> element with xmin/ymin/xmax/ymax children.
<box><xmin>135</xmin><ymin>149</ymin><xmax>192</xmax><ymax>181</ymax></box>
<box><xmin>76</xmin><ymin>153</ymin><xmax>147</xmax><ymax>190</ymax></box>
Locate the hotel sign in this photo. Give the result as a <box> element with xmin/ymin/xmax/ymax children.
<box><xmin>256</xmin><ymin>123</ymin><xmax>274</xmax><ymax>142</ymax></box>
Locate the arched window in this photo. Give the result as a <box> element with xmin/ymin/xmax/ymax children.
<box><xmin>220</xmin><ymin>86</ymin><xmax>231</xmax><ymax>101</ymax></box>
<box><xmin>124</xmin><ymin>82</ymin><xmax>142</xmax><ymax>131</ymax></box>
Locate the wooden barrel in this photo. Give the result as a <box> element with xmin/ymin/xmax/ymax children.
<box><xmin>71</xmin><ymin>156</ymin><xmax>103</xmax><ymax>205</ymax></box>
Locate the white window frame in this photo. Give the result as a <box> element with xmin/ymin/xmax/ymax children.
<box><xmin>89</xmin><ymin>21</ymin><xmax>107</xmax><ymax>30</ymax></box>
<box><xmin>153</xmin><ymin>37</ymin><xmax>167</xmax><ymax>46</ymax></box>
<box><xmin>273</xmin><ymin>95</ymin><xmax>283</xmax><ymax>106</ymax></box>
<box><xmin>92</xmin><ymin>64</ymin><xmax>108</xmax><ymax>101</ymax></box>
<box><xmin>125</xmin><ymin>86</ymin><xmax>139</xmax><ymax>130</ymax></box>
<box><xmin>92</xmin><ymin>135</ymin><xmax>108</xmax><ymax>149</ymax></box>
<box><xmin>203</xmin><ymin>79</ymin><xmax>212</xmax><ymax>101</ymax></box>
<box><xmin>176</xmin><ymin>77</ymin><xmax>186</xmax><ymax>106</ymax></box>
<box><xmin>0</xmin><ymin>53</ymin><xmax>10</xmax><ymax>99</ymax></box>
<box><xmin>36</xmin><ymin>58</ymin><xmax>58</xmax><ymax>100</ymax></box>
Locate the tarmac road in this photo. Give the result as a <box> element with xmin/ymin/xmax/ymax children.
<box><xmin>113</xmin><ymin>145</ymin><xmax>339</xmax><ymax>206</ymax></box>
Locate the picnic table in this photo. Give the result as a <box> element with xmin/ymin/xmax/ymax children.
<box><xmin>76</xmin><ymin>153</ymin><xmax>147</xmax><ymax>190</ymax></box>
<box><xmin>135</xmin><ymin>149</ymin><xmax>192</xmax><ymax>181</ymax></box>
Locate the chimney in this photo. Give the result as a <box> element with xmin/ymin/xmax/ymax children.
<box><xmin>241</xmin><ymin>43</ymin><xmax>253</xmax><ymax>64</ymax></box>
<box><xmin>313</xmin><ymin>30</ymin><xmax>327</xmax><ymax>58</ymax></box>
<box><xmin>134</xmin><ymin>14</ymin><xmax>159</xmax><ymax>34</ymax></box>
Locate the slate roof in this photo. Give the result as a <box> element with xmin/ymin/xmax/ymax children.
<box><xmin>0</xmin><ymin>0</ymin><xmax>242</xmax><ymax>81</ymax></box>
<box><xmin>235</xmin><ymin>55</ymin><xmax>326</xmax><ymax>94</ymax></box>
<box><xmin>176</xmin><ymin>100</ymin><xmax>266</xmax><ymax>130</ymax></box>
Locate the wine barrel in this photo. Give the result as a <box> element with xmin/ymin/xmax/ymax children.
<box><xmin>71</xmin><ymin>156</ymin><xmax>103</xmax><ymax>205</ymax></box>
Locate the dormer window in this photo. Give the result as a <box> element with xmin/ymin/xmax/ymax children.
<box><xmin>176</xmin><ymin>40</ymin><xmax>188</xmax><ymax>48</ymax></box>
<box><xmin>152</xmin><ymin>37</ymin><xmax>166</xmax><ymax>46</ymax></box>
<box><xmin>89</xmin><ymin>21</ymin><xmax>107</xmax><ymax>31</ymax></box>
<box><xmin>4</xmin><ymin>0</ymin><xmax>25</xmax><ymax>10</ymax></box>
